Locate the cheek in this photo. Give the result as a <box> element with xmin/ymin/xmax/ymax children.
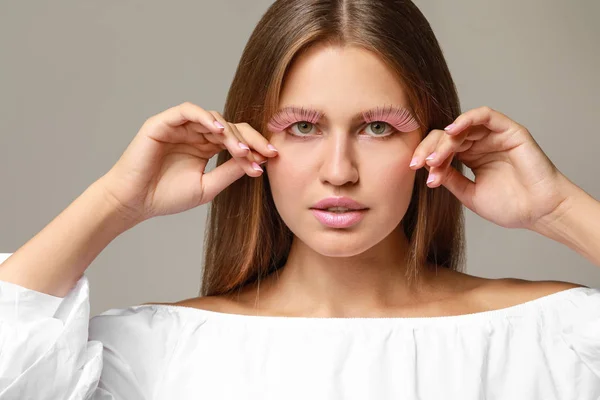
<box><xmin>265</xmin><ymin>144</ymin><xmax>313</xmax><ymax>204</ymax></box>
<box><xmin>361</xmin><ymin>146</ymin><xmax>416</xmax><ymax>201</ymax></box>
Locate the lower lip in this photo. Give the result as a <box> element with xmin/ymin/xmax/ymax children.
<box><xmin>310</xmin><ymin>209</ymin><xmax>367</xmax><ymax>228</ymax></box>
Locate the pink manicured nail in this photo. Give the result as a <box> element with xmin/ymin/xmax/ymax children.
<box><xmin>444</xmin><ymin>123</ymin><xmax>456</xmax><ymax>131</ymax></box>
<box><xmin>214</xmin><ymin>120</ymin><xmax>225</xmax><ymax>129</ymax></box>
<box><xmin>425</xmin><ymin>152</ymin><xmax>436</xmax><ymax>161</ymax></box>
<box><xmin>252</xmin><ymin>162</ymin><xmax>263</xmax><ymax>172</ymax></box>
<box><xmin>409</xmin><ymin>157</ymin><xmax>418</xmax><ymax>167</ymax></box>
<box><xmin>427</xmin><ymin>173</ymin><xmax>436</xmax><ymax>184</ymax></box>
<box><xmin>267</xmin><ymin>144</ymin><xmax>278</xmax><ymax>152</ymax></box>
<box><xmin>238</xmin><ymin>142</ymin><xmax>250</xmax><ymax>150</ymax></box>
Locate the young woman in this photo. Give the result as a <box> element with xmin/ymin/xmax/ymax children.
<box><xmin>1</xmin><ymin>0</ymin><xmax>599</xmax><ymax>398</ymax></box>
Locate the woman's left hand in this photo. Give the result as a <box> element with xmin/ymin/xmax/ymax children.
<box><xmin>410</xmin><ymin>106</ymin><xmax>573</xmax><ymax>230</ymax></box>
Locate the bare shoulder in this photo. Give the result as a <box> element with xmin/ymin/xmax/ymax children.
<box><xmin>470</xmin><ymin>277</ymin><xmax>588</xmax><ymax>310</ymax></box>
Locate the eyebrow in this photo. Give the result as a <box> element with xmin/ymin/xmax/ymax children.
<box><xmin>269</xmin><ymin>104</ymin><xmax>413</xmax><ymax>124</ymax></box>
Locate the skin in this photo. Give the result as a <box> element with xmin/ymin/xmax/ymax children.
<box><xmin>251</xmin><ymin>44</ymin><xmax>477</xmax><ymax>317</ymax></box>
<box><xmin>171</xmin><ymin>44</ymin><xmax>584</xmax><ymax>317</ymax></box>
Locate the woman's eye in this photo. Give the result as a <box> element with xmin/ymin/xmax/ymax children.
<box><xmin>287</xmin><ymin>121</ymin><xmax>394</xmax><ymax>137</ymax></box>
<box><xmin>365</xmin><ymin>121</ymin><xmax>391</xmax><ymax>136</ymax></box>
<box><xmin>290</xmin><ymin>121</ymin><xmax>315</xmax><ymax>135</ymax></box>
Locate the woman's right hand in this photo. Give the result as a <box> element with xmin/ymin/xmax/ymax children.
<box><xmin>97</xmin><ymin>102</ymin><xmax>278</xmax><ymax>226</ymax></box>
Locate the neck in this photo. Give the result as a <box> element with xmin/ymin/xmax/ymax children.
<box><xmin>257</xmin><ymin>228</ymin><xmax>437</xmax><ymax>318</ymax></box>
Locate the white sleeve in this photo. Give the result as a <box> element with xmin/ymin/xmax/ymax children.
<box><xmin>561</xmin><ymin>287</ymin><xmax>600</xmax><ymax>381</ymax></box>
<box><xmin>0</xmin><ymin>253</ymin><xmax>173</xmax><ymax>400</ymax></box>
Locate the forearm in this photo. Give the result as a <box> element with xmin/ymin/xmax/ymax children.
<box><xmin>0</xmin><ymin>180</ymin><xmax>136</xmax><ymax>297</ymax></box>
<box><xmin>531</xmin><ymin>175</ymin><xmax>600</xmax><ymax>267</ymax></box>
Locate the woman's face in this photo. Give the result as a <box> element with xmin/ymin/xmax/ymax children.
<box><xmin>265</xmin><ymin>44</ymin><xmax>422</xmax><ymax>257</ymax></box>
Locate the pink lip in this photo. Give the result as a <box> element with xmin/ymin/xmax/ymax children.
<box><xmin>311</xmin><ymin>196</ymin><xmax>368</xmax><ymax>211</ymax></box>
<box><xmin>310</xmin><ymin>209</ymin><xmax>367</xmax><ymax>228</ymax></box>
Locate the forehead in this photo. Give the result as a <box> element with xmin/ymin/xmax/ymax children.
<box><xmin>279</xmin><ymin>44</ymin><xmax>409</xmax><ymax>110</ymax></box>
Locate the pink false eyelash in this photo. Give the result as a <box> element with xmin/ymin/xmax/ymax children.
<box><xmin>266</xmin><ymin>105</ymin><xmax>420</xmax><ymax>135</ymax></box>
<box><xmin>362</xmin><ymin>105</ymin><xmax>420</xmax><ymax>132</ymax></box>
<box><xmin>267</xmin><ymin>106</ymin><xmax>323</xmax><ymax>132</ymax></box>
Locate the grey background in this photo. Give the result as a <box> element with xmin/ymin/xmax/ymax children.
<box><xmin>1</xmin><ymin>0</ymin><xmax>598</xmax><ymax>317</ymax></box>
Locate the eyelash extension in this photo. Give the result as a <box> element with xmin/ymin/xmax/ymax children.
<box><xmin>266</xmin><ymin>104</ymin><xmax>420</xmax><ymax>139</ymax></box>
<box><xmin>362</xmin><ymin>105</ymin><xmax>420</xmax><ymax>132</ymax></box>
<box><xmin>267</xmin><ymin>106</ymin><xmax>324</xmax><ymax>133</ymax></box>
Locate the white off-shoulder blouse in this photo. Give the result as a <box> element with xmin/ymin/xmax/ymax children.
<box><xmin>0</xmin><ymin>253</ymin><xmax>599</xmax><ymax>399</ymax></box>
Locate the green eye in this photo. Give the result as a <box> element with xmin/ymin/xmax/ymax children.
<box><xmin>296</xmin><ymin>122</ymin><xmax>313</xmax><ymax>134</ymax></box>
<box><xmin>368</xmin><ymin>122</ymin><xmax>388</xmax><ymax>135</ymax></box>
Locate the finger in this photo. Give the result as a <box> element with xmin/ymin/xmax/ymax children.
<box><xmin>426</xmin><ymin>140</ymin><xmax>474</xmax><ymax>183</ymax></box>
<box><xmin>425</xmin><ymin>126</ymin><xmax>486</xmax><ymax>168</ymax></box>
<box><xmin>422</xmin><ymin>130</ymin><xmax>463</xmax><ymax>168</ymax></box>
<box><xmin>423</xmin><ymin>138</ymin><xmax>474</xmax><ymax>184</ymax></box>
<box><xmin>440</xmin><ymin>164</ymin><xmax>476</xmax><ymax>212</ymax></box>
<box><xmin>185</xmin><ymin>122</ymin><xmax>233</xmax><ymax>151</ymax></box>
<box><xmin>426</xmin><ymin>153</ymin><xmax>454</xmax><ymax>188</ymax></box>
<box><xmin>444</xmin><ymin>106</ymin><xmax>515</xmax><ymax>136</ymax></box>
<box><xmin>464</xmin><ymin>125</ymin><xmax>489</xmax><ymax>141</ymax></box>
<box><xmin>206</xmin><ymin>111</ymin><xmax>254</xmax><ymax>160</ymax></box>
<box><xmin>156</xmin><ymin>102</ymin><xmax>225</xmax><ymax>134</ymax></box>
<box><xmin>235</xmin><ymin>122</ymin><xmax>279</xmax><ymax>160</ymax></box>
<box><xmin>143</xmin><ymin>103</ymin><xmax>226</xmax><ymax>145</ymax></box>
<box><xmin>424</xmin><ymin>155</ymin><xmax>476</xmax><ymax>210</ymax></box>
<box><xmin>201</xmin><ymin>158</ymin><xmax>263</xmax><ymax>203</ymax></box>
<box><xmin>186</xmin><ymin>122</ymin><xmax>218</xmax><ymax>144</ymax></box>
<box><xmin>409</xmin><ymin>130</ymin><xmax>442</xmax><ymax>170</ymax></box>
<box><xmin>229</xmin><ymin>122</ymin><xmax>267</xmax><ymax>165</ymax></box>
<box><xmin>231</xmin><ymin>154</ymin><xmax>265</xmax><ymax>178</ymax></box>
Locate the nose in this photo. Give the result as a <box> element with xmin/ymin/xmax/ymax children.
<box><xmin>319</xmin><ymin>130</ymin><xmax>359</xmax><ymax>187</ymax></box>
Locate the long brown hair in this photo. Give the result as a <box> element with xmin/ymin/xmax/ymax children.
<box><xmin>201</xmin><ymin>0</ymin><xmax>466</xmax><ymax>297</ymax></box>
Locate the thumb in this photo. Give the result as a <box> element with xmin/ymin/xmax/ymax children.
<box><xmin>201</xmin><ymin>158</ymin><xmax>248</xmax><ymax>203</ymax></box>
<box><xmin>440</xmin><ymin>165</ymin><xmax>476</xmax><ymax>211</ymax></box>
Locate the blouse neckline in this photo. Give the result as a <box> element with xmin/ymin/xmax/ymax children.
<box><xmin>125</xmin><ymin>286</ymin><xmax>592</xmax><ymax>327</ymax></box>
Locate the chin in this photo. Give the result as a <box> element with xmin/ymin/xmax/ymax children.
<box><xmin>284</xmin><ymin>211</ymin><xmax>405</xmax><ymax>257</ymax></box>
<box><xmin>296</xmin><ymin>229</ymin><xmax>384</xmax><ymax>258</ymax></box>
<box><xmin>309</xmin><ymin>243</ymin><xmax>376</xmax><ymax>258</ymax></box>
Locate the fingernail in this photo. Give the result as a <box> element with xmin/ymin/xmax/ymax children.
<box><xmin>444</xmin><ymin>123</ymin><xmax>456</xmax><ymax>131</ymax></box>
<box><xmin>238</xmin><ymin>142</ymin><xmax>250</xmax><ymax>150</ymax></box>
<box><xmin>252</xmin><ymin>162</ymin><xmax>263</xmax><ymax>172</ymax></box>
<box><xmin>425</xmin><ymin>152</ymin><xmax>436</xmax><ymax>161</ymax></box>
<box><xmin>267</xmin><ymin>144</ymin><xmax>278</xmax><ymax>152</ymax></box>
<box><xmin>214</xmin><ymin>120</ymin><xmax>225</xmax><ymax>129</ymax></box>
<box><xmin>409</xmin><ymin>157</ymin><xmax>418</xmax><ymax>167</ymax></box>
<box><xmin>259</xmin><ymin>159</ymin><xmax>268</xmax><ymax>165</ymax></box>
<box><xmin>427</xmin><ymin>173</ymin><xmax>436</xmax><ymax>184</ymax></box>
